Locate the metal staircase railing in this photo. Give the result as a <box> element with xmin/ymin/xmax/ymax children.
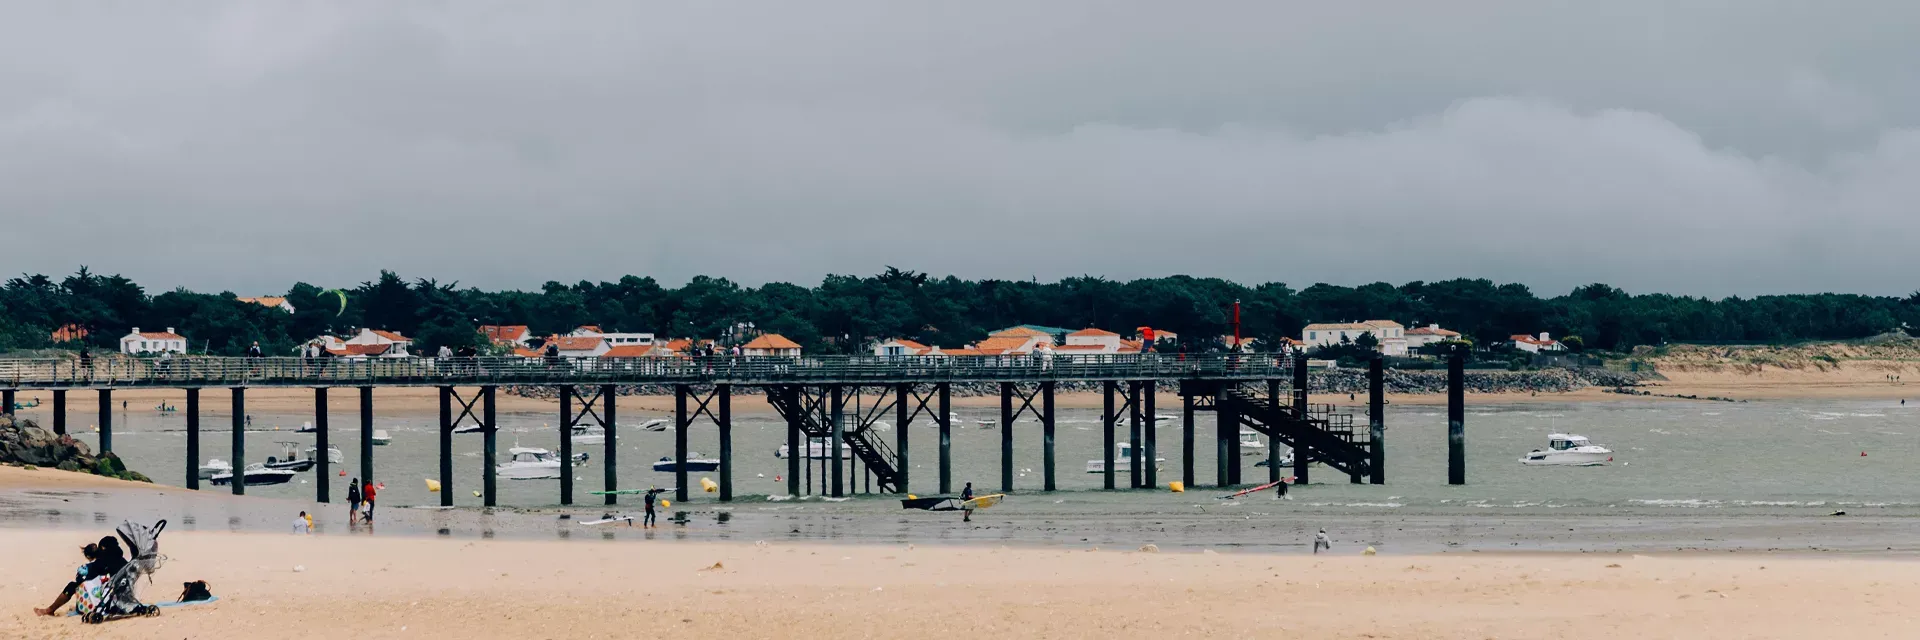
<box><xmin>764</xmin><ymin>389</ymin><xmax>903</xmax><ymax>493</ymax></box>
<box><xmin>1222</xmin><ymin>387</ymin><xmax>1372</xmax><ymax>477</ymax></box>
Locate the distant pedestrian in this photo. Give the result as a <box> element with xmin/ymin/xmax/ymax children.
<box><xmin>362</xmin><ymin>481</ymin><xmax>378</xmax><ymax>523</ymax></box>
<box><xmin>1313</xmin><ymin>528</ymin><xmax>1331</xmax><ymax>554</ymax></box>
<box><xmin>1275</xmin><ymin>479</ymin><xmax>1289</xmax><ymax>499</ymax></box>
<box><xmin>438</xmin><ymin>345</ymin><xmax>452</xmax><ymax>359</ymax></box>
<box><xmin>347</xmin><ymin>477</ymin><xmax>363</xmax><ymax>524</ymax></box>
<box><xmin>246</xmin><ymin>342</ymin><xmax>264</xmax><ymax>358</ymax></box>
<box><xmin>643</xmin><ymin>487</ymin><xmax>664</xmax><ymax>527</ymax></box>
<box><xmin>960</xmin><ymin>482</ymin><xmax>975</xmax><ymax>522</ymax></box>
<box><xmin>293</xmin><ymin>511</ymin><xmax>311</xmax><ymax>534</ymax></box>
<box><xmin>545</xmin><ymin>342</ymin><xmax>561</xmax><ymax>368</ymax></box>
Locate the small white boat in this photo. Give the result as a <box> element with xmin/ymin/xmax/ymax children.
<box><xmin>1086</xmin><ymin>442</ymin><xmax>1166</xmax><ymax>473</ymax></box>
<box><xmin>197</xmin><ymin>458</ymin><xmax>232</xmax><ymax>480</ymax></box>
<box><xmin>638</xmin><ymin>419</ymin><xmax>669</xmax><ymax>432</ymax></box>
<box><xmin>263</xmin><ymin>441</ymin><xmax>316</xmax><ymax>472</ymax></box>
<box><xmin>210</xmin><ymin>463</ymin><xmax>296</xmax><ymax>486</ymax></box>
<box><xmin>976</xmin><ymin>419</ymin><xmax>996</xmax><ymax>428</ymax></box>
<box><xmin>776</xmin><ymin>438</ymin><xmax>854</xmax><ymax>459</ymax></box>
<box><xmin>454</xmin><ymin>423</ymin><xmax>486</xmax><ymax>434</ymax></box>
<box><xmin>571</xmin><ymin>425</ymin><xmax>606</xmax><ymax>445</ymax></box>
<box><xmin>497</xmin><ymin>447</ymin><xmax>571</xmax><ymax>480</ymax></box>
<box><xmin>653</xmin><ymin>453</ymin><xmax>721</xmax><ymax>473</ymax></box>
<box><xmin>1239</xmin><ymin>429</ymin><xmax>1266</xmax><ymax>454</ymax></box>
<box><xmin>1520</xmin><ymin>433</ymin><xmax>1613</xmax><ymax>466</ymax></box>
<box><xmin>305</xmin><ymin>445</ymin><xmax>344</xmax><ymax>464</ymax></box>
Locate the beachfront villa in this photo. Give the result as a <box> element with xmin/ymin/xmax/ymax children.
<box><xmin>547</xmin><ymin>336</ymin><xmax>612</xmax><ymax>358</ymax></box>
<box><xmin>742</xmin><ymin>334</ymin><xmax>802</xmax><ymax>357</ymax></box>
<box><xmin>566</xmin><ymin>325</ymin><xmax>655</xmax><ymax>348</ymax></box>
<box><xmin>479</xmin><ymin>325</ymin><xmax>532</xmax><ymax>347</ymax></box>
<box><xmin>873</xmin><ymin>338</ymin><xmax>931</xmax><ymax>356</ymax></box>
<box><xmin>234</xmin><ymin>296</ymin><xmax>295</xmax><ymax>313</ymax></box>
<box><xmin>1302</xmin><ymin>320</ymin><xmax>1409</xmax><ymax>356</ymax></box>
<box><xmin>1053</xmin><ymin>328</ymin><xmax>1123</xmax><ymax>354</ymax></box>
<box><xmin>119</xmin><ymin>327</ymin><xmax>187</xmax><ymax>355</ymax></box>
<box><xmin>317</xmin><ymin>328</ymin><xmax>413</xmax><ymax>358</ymax></box>
<box><xmin>1511</xmin><ymin>332</ymin><xmax>1566</xmax><ymax>353</ymax></box>
<box><xmin>1404</xmin><ymin>324</ymin><xmax>1462</xmax><ymax>350</ymax></box>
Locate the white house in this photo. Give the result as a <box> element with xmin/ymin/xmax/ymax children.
<box><xmin>318</xmin><ymin>328</ymin><xmax>413</xmax><ymax>357</ymax></box>
<box><xmin>1403</xmin><ymin>324</ymin><xmax>1462</xmax><ymax>350</ymax></box>
<box><xmin>235</xmin><ymin>296</ymin><xmax>295</xmax><ymax>313</ymax></box>
<box><xmin>565</xmin><ymin>325</ymin><xmax>652</xmax><ymax>348</ymax></box>
<box><xmin>1511</xmin><ymin>332</ymin><xmax>1565</xmax><ymax>353</ymax></box>
<box><xmin>742</xmin><ymin>334</ymin><xmax>802</xmax><ymax>357</ymax></box>
<box><xmin>120</xmin><ymin>327</ymin><xmax>187</xmax><ymax>355</ymax></box>
<box><xmin>873</xmin><ymin>338</ymin><xmax>930</xmax><ymax>356</ymax></box>
<box><xmin>1301</xmin><ymin>320</ymin><xmax>1408</xmax><ymax>356</ymax></box>
<box><xmin>479</xmin><ymin>325</ymin><xmax>532</xmax><ymax>347</ymax></box>
<box><xmin>547</xmin><ymin>336</ymin><xmax>611</xmax><ymax>357</ymax></box>
<box><xmin>1050</xmin><ymin>328</ymin><xmax>1124</xmax><ymax>355</ymax></box>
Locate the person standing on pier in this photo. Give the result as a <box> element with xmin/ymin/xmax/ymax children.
<box><xmin>247</xmin><ymin>341</ymin><xmax>264</xmax><ymax>358</ymax></box>
<box><xmin>78</xmin><ymin>348</ymin><xmax>92</xmax><ymax>381</ymax></box>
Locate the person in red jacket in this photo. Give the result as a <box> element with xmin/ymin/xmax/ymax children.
<box><xmin>361</xmin><ymin>481</ymin><xmax>378</xmax><ymax>524</ymax></box>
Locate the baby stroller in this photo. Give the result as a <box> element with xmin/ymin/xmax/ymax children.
<box><xmin>79</xmin><ymin>519</ymin><xmax>167</xmax><ymax>624</ymax></box>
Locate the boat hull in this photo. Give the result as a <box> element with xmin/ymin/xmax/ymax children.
<box><xmin>652</xmin><ymin>460</ymin><xmax>722</xmax><ymax>473</ymax></box>
<box><xmin>498</xmin><ymin>464</ymin><xmax>564</xmax><ymax>480</ymax></box>
<box><xmin>1085</xmin><ymin>458</ymin><xmax>1165</xmax><ymax>473</ymax></box>
<box><xmin>210</xmin><ymin>471</ymin><xmax>295</xmax><ymax>486</ymax></box>
<box><xmin>1520</xmin><ymin>449</ymin><xmax>1612</xmax><ymax>466</ymax></box>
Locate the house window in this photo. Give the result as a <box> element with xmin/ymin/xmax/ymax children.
<box><xmin>1308</xmin><ymin>332</ymin><xmax>1316</xmax><ymax>341</ymax></box>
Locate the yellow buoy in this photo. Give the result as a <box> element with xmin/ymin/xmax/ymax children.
<box><xmin>906</xmin><ymin>494</ymin><xmax>917</xmax><ymax>500</ymax></box>
<box><xmin>700</xmin><ymin>477</ymin><xmax>718</xmax><ymax>493</ymax></box>
<box><xmin>472</xmin><ymin>490</ymin><xmax>482</xmax><ymax>498</ymax></box>
<box><xmin>425</xmin><ymin>479</ymin><xmax>441</xmax><ymax>492</ymax></box>
<box><xmin>1168</xmin><ymin>481</ymin><xmax>1185</xmax><ymax>493</ymax></box>
<box><xmin>659</xmin><ymin>499</ymin><xmax>670</xmax><ymax>509</ymax></box>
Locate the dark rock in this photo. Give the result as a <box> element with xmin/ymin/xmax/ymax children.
<box><xmin>1</xmin><ymin>417</ymin><xmax>150</xmax><ymax>483</ymax></box>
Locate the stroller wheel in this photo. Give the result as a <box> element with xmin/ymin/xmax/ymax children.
<box><xmin>141</xmin><ymin>605</ymin><xmax>161</xmax><ymax>616</ymax></box>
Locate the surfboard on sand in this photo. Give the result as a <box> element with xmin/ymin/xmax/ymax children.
<box><xmin>1218</xmin><ymin>479</ymin><xmax>1290</xmax><ymax>499</ymax></box>
<box><xmin>581</xmin><ymin>515</ymin><xmax>635</xmax><ymax>526</ymax></box>
<box><xmin>961</xmin><ymin>494</ymin><xmax>1005</xmax><ymax>510</ymax></box>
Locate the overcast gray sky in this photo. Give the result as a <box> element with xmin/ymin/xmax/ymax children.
<box><xmin>4</xmin><ymin>2</ymin><xmax>1917</xmax><ymax>297</ymax></box>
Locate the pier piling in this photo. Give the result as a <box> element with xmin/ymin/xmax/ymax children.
<box><xmin>1181</xmin><ymin>393</ymin><xmax>1195</xmax><ymax>488</ymax></box>
<box><xmin>1042</xmin><ymin>381</ymin><xmax>1056</xmax><ymax>491</ymax></box>
<box><xmin>1102</xmin><ymin>381</ymin><xmax>1116</xmax><ymax>490</ymax></box>
<box><xmin>1292</xmin><ymin>356</ymin><xmax>1309</xmax><ymax>485</ymax></box>
<box><xmin>1267</xmin><ymin>379</ymin><xmax>1281</xmax><ymax>484</ymax></box>
<box><xmin>359</xmin><ymin>386</ymin><xmax>373</xmax><ymax>485</ymax></box>
<box><xmin>674</xmin><ymin>384</ymin><xmax>689</xmax><ymax>503</ymax></box>
<box><xmin>786</xmin><ymin>387</ymin><xmax>801</xmax><ymax>496</ymax></box>
<box><xmin>895</xmin><ymin>383</ymin><xmax>910</xmax><ymax>494</ymax></box>
<box><xmin>2</xmin><ymin>389</ymin><xmax>12</xmax><ymax>416</ymax></box>
<box><xmin>315</xmin><ymin>387</ymin><xmax>329</xmax><ymax>503</ymax></box>
<box><xmin>999</xmin><ymin>382</ymin><xmax>1014</xmax><ymax>492</ymax></box>
<box><xmin>718</xmin><ymin>384</ymin><xmax>732</xmax><ymax>502</ymax></box>
<box><xmin>482</xmin><ymin>385</ymin><xmax>497</xmax><ymax>507</ymax></box>
<box><xmin>52</xmin><ymin>389</ymin><xmax>65</xmax><ymax>435</ymax></box>
<box><xmin>1215</xmin><ymin>388</ymin><xmax>1232</xmax><ymax>487</ymax></box>
<box><xmin>937</xmin><ymin>383</ymin><xmax>951</xmax><ymax>494</ymax></box>
<box><xmin>830</xmin><ymin>384</ymin><xmax>845</xmax><ymax>498</ymax></box>
<box><xmin>231</xmin><ymin>387</ymin><xmax>245</xmax><ymax>495</ymax></box>
<box><xmin>1448</xmin><ymin>350</ymin><xmax>1465</xmax><ymax>485</ymax></box>
<box><xmin>601</xmin><ymin>384</ymin><xmax>617</xmax><ymax>505</ymax></box>
<box><xmin>97</xmin><ymin>389</ymin><xmax>111</xmax><ymax>453</ymax></box>
<box><xmin>184</xmin><ymin>389</ymin><xmax>198</xmax><ymax>490</ymax></box>
<box><xmin>558</xmin><ymin>385</ymin><xmax>572</xmax><ymax>506</ymax></box>
<box><xmin>1128</xmin><ymin>382</ymin><xmax>1142</xmax><ymax>489</ymax></box>
<box><xmin>1142</xmin><ymin>381</ymin><xmax>1157</xmax><ymax>489</ymax></box>
<box><xmin>438</xmin><ymin>386</ymin><xmax>453</xmax><ymax>507</ymax></box>
<box><xmin>1369</xmin><ymin>357</ymin><xmax>1385</xmax><ymax>485</ymax></box>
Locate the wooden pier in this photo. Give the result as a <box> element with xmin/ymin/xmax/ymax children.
<box><xmin>0</xmin><ymin>352</ymin><xmax>1472</xmax><ymax>504</ymax></box>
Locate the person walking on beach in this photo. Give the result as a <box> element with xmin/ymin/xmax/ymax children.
<box><xmin>1275</xmin><ymin>478</ymin><xmax>1289</xmax><ymax>499</ymax></box>
<box><xmin>293</xmin><ymin>511</ymin><xmax>312</xmax><ymax>534</ymax></box>
<box><xmin>960</xmin><ymin>482</ymin><xmax>975</xmax><ymax>522</ymax></box>
<box><xmin>362</xmin><ymin>480</ymin><xmax>378</xmax><ymax>523</ymax></box>
<box><xmin>642</xmin><ymin>487</ymin><xmax>664</xmax><ymax>528</ymax></box>
<box><xmin>1313</xmin><ymin>528</ymin><xmax>1332</xmax><ymax>554</ymax></box>
<box><xmin>346</xmin><ymin>477</ymin><xmax>363</xmax><ymax>524</ymax></box>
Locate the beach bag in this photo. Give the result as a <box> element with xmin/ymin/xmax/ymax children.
<box><xmin>72</xmin><ymin>575</ymin><xmax>111</xmax><ymax>619</ymax></box>
<box><xmin>180</xmin><ymin>581</ymin><xmax>212</xmax><ymax>602</ymax></box>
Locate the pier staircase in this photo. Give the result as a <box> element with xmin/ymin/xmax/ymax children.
<box><xmin>1220</xmin><ymin>385</ymin><xmax>1373</xmax><ymax>479</ymax></box>
<box><xmin>765</xmin><ymin>388</ymin><xmax>904</xmax><ymax>493</ymax></box>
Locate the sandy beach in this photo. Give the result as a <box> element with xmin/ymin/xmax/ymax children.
<box><xmin>5</xmin><ymin>526</ymin><xmax>1917</xmax><ymax>640</ymax></box>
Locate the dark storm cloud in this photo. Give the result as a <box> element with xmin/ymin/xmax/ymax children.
<box><xmin>3</xmin><ymin>2</ymin><xmax>1917</xmax><ymax>297</ymax></box>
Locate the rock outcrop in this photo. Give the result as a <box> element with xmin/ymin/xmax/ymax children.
<box><xmin>0</xmin><ymin>415</ymin><xmax>151</xmax><ymax>482</ymax></box>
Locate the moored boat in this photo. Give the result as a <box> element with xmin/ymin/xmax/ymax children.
<box><xmin>1086</xmin><ymin>442</ymin><xmax>1165</xmax><ymax>473</ymax></box>
<box><xmin>1520</xmin><ymin>433</ymin><xmax>1613</xmax><ymax>466</ymax></box>
<box><xmin>210</xmin><ymin>463</ymin><xmax>296</xmax><ymax>486</ymax></box>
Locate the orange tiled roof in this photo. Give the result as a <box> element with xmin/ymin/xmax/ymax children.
<box><xmin>1511</xmin><ymin>334</ymin><xmax>1558</xmax><ymax>346</ymax></box>
<box><xmin>480</xmin><ymin>325</ymin><xmax>530</xmax><ymax>342</ymax></box>
<box><xmin>602</xmin><ymin>345</ymin><xmax>671</xmax><ymax>358</ymax></box>
<box><xmin>132</xmin><ymin>331</ymin><xmax>185</xmax><ymax>340</ymax></box>
<box><xmin>887</xmin><ymin>338</ymin><xmax>929</xmax><ymax>350</ymax></box>
<box><xmin>549</xmin><ymin>336</ymin><xmax>606</xmax><ymax>351</ymax></box>
<box><xmin>51</xmin><ymin>324</ymin><xmax>89</xmax><ymax>342</ymax></box>
<box><xmin>1406</xmin><ymin>327</ymin><xmax>1460</xmax><ymax>337</ymax></box>
<box><xmin>1068</xmin><ymin>328</ymin><xmax>1118</xmax><ymax>337</ymax></box>
<box><xmin>743</xmin><ymin>334</ymin><xmax>801</xmax><ymax>350</ymax></box>
<box><xmin>990</xmin><ymin>327</ymin><xmax>1049</xmax><ymax>338</ymax></box>
<box><xmin>1051</xmin><ymin>344</ymin><xmax>1110</xmax><ymax>352</ymax></box>
<box><xmin>328</xmin><ymin>344</ymin><xmax>392</xmax><ymax>356</ymax></box>
<box><xmin>971</xmin><ymin>337</ymin><xmax>1032</xmax><ymax>354</ymax></box>
<box><xmin>236</xmin><ymin>296</ymin><xmax>288</xmax><ymax>309</ymax></box>
<box><xmin>930</xmin><ymin>348</ymin><xmax>983</xmax><ymax>356</ymax></box>
<box><xmin>370</xmin><ymin>329</ymin><xmax>410</xmax><ymax>342</ymax></box>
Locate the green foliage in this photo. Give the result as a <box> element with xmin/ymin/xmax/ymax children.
<box><xmin>1353</xmin><ymin>331</ymin><xmax>1380</xmax><ymax>350</ymax></box>
<box><xmin>3</xmin><ymin>270</ymin><xmax>1918</xmax><ymax>356</ymax></box>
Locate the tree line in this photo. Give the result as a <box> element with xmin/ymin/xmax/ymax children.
<box><xmin>1</xmin><ymin>267</ymin><xmax>1913</xmax><ymax>356</ymax></box>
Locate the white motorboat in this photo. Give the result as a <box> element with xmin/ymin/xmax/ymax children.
<box><xmin>638</xmin><ymin>419</ymin><xmax>668</xmax><ymax>432</ymax></box>
<box><xmin>498</xmin><ymin>447</ymin><xmax>572</xmax><ymax>480</ymax></box>
<box><xmin>370</xmin><ymin>430</ymin><xmax>393</xmax><ymax>445</ymax></box>
<box><xmin>1520</xmin><ymin>433</ymin><xmax>1613</xmax><ymax>466</ymax></box>
<box><xmin>210</xmin><ymin>463</ymin><xmax>296</xmax><ymax>486</ymax></box>
<box><xmin>571</xmin><ymin>425</ymin><xmax>606</xmax><ymax>445</ymax></box>
<box><xmin>197</xmin><ymin>458</ymin><xmax>232</xmax><ymax>480</ymax></box>
<box><xmin>263</xmin><ymin>441</ymin><xmax>316</xmax><ymax>472</ymax></box>
<box><xmin>1254</xmin><ymin>444</ymin><xmax>1297</xmax><ymax>468</ymax></box>
<box><xmin>653</xmin><ymin>453</ymin><xmax>722</xmax><ymax>473</ymax></box>
<box><xmin>454</xmin><ymin>423</ymin><xmax>486</xmax><ymax>434</ymax></box>
<box><xmin>1086</xmin><ymin>442</ymin><xmax>1166</xmax><ymax>473</ymax></box>
<box><xmin>1239</xmin><ymin>429</ymin><xmax>1266</xmax><ymax>453</ymax></box>
<box><xmin>305</xmin><ymin>445</ymin><xmax>344</xmax><ymax>464</ymax></box>
<box><xmin>776</xmin><ymin>438</ymin><xmax>854</xmax><ymax>459</ymax></box>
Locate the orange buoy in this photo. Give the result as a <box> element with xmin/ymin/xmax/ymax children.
<box><xmin>1862</xmin><ymin>451</ymin><xmax>1869</xmax><ymax>457</ymax></box>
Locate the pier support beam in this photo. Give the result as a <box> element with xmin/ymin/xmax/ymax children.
<box><xmin>315</xmin><ymin>387</ymin><xmax>330</xmax><ymax>503</ymax></box>
<box><xmin>1042</xmin><ymin>381</ymin><xmax>1056</xmax><ymax>492</ymax></box>
<box><xmin>1181</xmin><ymin>393</ymin><xmax>1195</xmax><ymax>489</ymax></box>
<box><xmin>1215</xmin><ymin>388</ymin><xmax>1232</xmax><ymax>488</ymax></box>
<box><xmin>718</xmin><ymin>384</ymin><xmax>732</xmax><ymax>502</ymax></box>
<box><xmin>359</xmin><ymin>386</ymin><xmax>373</xmax><ymax>486</ymax></box>
<box><xmin>937</xmin><ymin>383</ymin><xmax>951</xmax><ymax>494</ymax></box>
<box><xmin>558</xmin><ymin>386</ymin><xmax>572</xmax><ymax>506</ymax></box>
<box><xmin>895</xmin><ymin>384</ymin><xmax>910</xmax><ymax>494</ymax></box>
<box><xmin>184</xmin><ymin>389</ymin><xmax>198</xmax><ymax>490</ymax></box>
<box><xmin>1</xmin><ymin>389</ymin><xmax>12</xmax><ymax>416</ymax></box>
<box><xmin>231</xmin><ymin>387</ymin><xmax>246</xmax><ymax>495</ymax></box>
<box><xmin>786</xmin><ymin>387</ymin><xmax>801</xmax><ymax>496</ymax></box>
<box><xmin>482</xmin><ymin>385</ymin><xmax>497</xmax><ymax>507</ymax></box>
<box><xmin>602</xmin><ymin>384</ymin><xmax>617</xmax><ymax>505</ymax></box>
<box><xmin>98</xmin><ymin>389</ymin><xmax>112</xmax><ymax>453</ymax></box>
<box><xmin>1292</xmin><ymin>355</ymin><xmax>1310</xmax><ymax>485</ymax></box>
<box><xmin>439</xmin><ymin>386</ymin><xmax>453</xmax><ymax>507</ymax></box>
<box><xmin>830</xmin><ymin>384</ymin><xmax>845</xmax><ymax>498</ymax></box>
<box><xmin>1142</xmin><ymin>381</ymin><xmax>1157</xmax><ymax>489</ymax></box>
<box><xmin>1128</xmin><ymin>382</ymin><xmax>1143</xmax><ymax>488</ymax></box>
<box><xmin>674</xmin><ymin>384</ymin><xmax>689</xmax><ymax>503</ymax></box>
<box><xmin>999</xmin><ymin>382</ymin><xmax>1014</xmax><ymax>492</ymax></box>
<box><xmin>53</xmin><ymin>389</ymin><xmax>66</xmax><ymax>435</ymax></box>
<box><xmin>1267</xmin><ymin>379</ymin><xmax>1282</xmax><ymax>484</ymax></box>
<box><xmin>1102</xmin><ymin>381</ymin><xmax>1117</xmax><ymax>490</ymax></box>
<box><xmin>1448</xmin><ymin>350</ymin><xmax>1466</xmax><ymax>485</ymax></box>
<box><xmin>1369</xmin><ymin>357</ymin><xmax>1385</xmax><ymax>485</ymax></box>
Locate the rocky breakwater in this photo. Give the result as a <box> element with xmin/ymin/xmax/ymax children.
<box><xmin>1314</xmin><ymin>367</ymin><xmax>1649</xmax><ymax>395</ymax></box>
<box><xmin>0</xmin><ymin>415</ymin><xmax>150</xmax><ymax>482</ymax></box>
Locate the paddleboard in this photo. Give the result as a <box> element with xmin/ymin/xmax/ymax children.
<box><xmin>581</xmin><ymin>515</ymin><xmax>635</xmax><ymax>526</ymax></box>
<box><xmin>961</xmin><ymin>494</ymin><xmax>1005</xmax><ymax>510</ymax></box>
<box><xmin>1218</xmin><ymin>479</ymin><xmax>1290</xmax><ymax>499</ymax></box>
